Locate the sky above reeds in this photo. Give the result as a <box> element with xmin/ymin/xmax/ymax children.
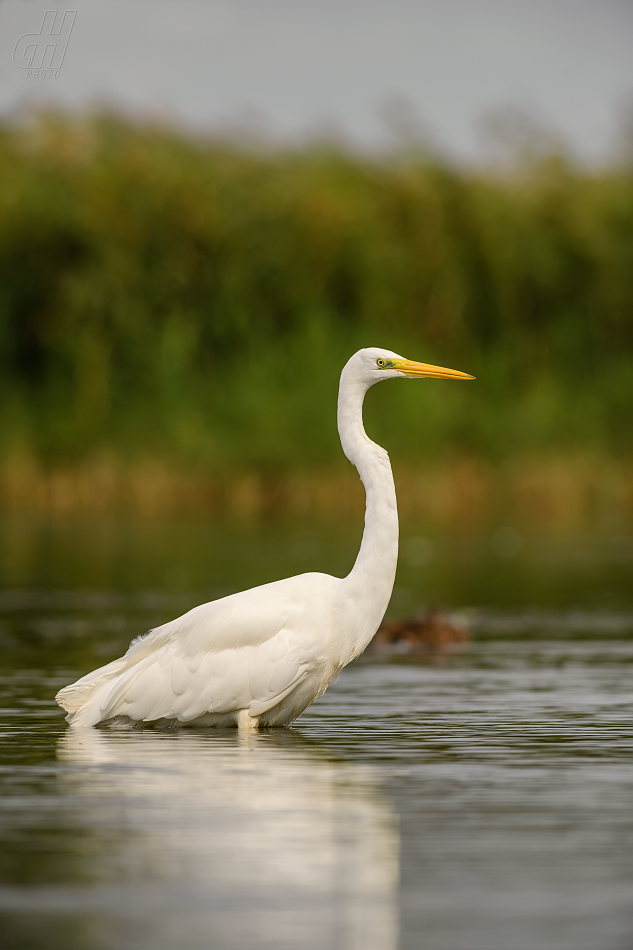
<box><xmin>1</xmin><ymin>0</ymin><xmax>632</xmax><ymax>164</ymax></box>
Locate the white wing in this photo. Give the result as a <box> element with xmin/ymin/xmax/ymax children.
<box><xmin>61</xmin><ymin>573</ymin><xmax>338</xmax><ymax>726</ymax></box>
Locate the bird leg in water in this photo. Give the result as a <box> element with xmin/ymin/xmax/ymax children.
<box><xmin>237</xmin><ymin>709</ymin><xmax>260</xmax><ymax>731</ymax></box>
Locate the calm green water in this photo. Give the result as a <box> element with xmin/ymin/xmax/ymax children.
<box><xmin>1</xmin><ymin>515</ymin><xmax>633</xmax><ymax>950</ymax></box>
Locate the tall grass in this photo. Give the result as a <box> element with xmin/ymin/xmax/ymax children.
<box><xmin>0</xmin><ymin>113</ymin><xmax>632</xmax><ymax>518</ymax></box>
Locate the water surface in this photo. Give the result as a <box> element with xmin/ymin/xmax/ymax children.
<box><xmin>1</xmin><ymin>516</ymin><xmax>632</xmax><ymax>949</ymax></box>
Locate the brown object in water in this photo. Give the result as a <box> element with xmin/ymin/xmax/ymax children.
<box><xmin>372</xmin><ymin>607</ymin><xmax>469</xmax><ymax>655</ymax></box>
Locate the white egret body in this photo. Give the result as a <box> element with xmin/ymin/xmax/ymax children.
<box><xmin>56</xmin><ymin>348</ymin><xmax>473</xmax><ymax>728</ymax></box>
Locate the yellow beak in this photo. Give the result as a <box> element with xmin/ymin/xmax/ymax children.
<box><xmin>396</xmin><ymin>359</ymin><xmax>475</xmax><ymax>380</ymax></box>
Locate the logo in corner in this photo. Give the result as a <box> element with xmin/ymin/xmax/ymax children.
<box><xmin>13</xmin><ymin>9</ymin><xmax>77</xmax><ymax>79</ymax></box>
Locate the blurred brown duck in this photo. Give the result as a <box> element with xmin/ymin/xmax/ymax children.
<box><xmin>371</xmin><ymin>607</ymin><xmax>469</xmax><ymax>656</ymax></box>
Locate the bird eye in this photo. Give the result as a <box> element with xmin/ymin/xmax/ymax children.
<box><xmin>376</xmin><ymin>359</ymin><xmax>386</xmax><ymax>367</ymax></box>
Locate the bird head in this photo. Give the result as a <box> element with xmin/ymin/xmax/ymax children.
<box><xmin>352</xmin><ymin>347</ymin><xmax>475</xmax><ymax>386</ymax></box>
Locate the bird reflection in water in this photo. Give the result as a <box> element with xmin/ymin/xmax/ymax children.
<box><xmin>58</xmin><ymin>728</ymin><xmax>399</xmax><ymax>950</ymax></box>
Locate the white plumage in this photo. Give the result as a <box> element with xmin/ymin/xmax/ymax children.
<box><xmin>56</xmin><ymin>347</ymin><xmax>473</xmax><ymax>728</ymax></box>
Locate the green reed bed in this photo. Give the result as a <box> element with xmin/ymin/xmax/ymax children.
<box><xmin>0</xmin><ymin>113</ymin><xmax>632</xmax><ymax>518</ymax></box>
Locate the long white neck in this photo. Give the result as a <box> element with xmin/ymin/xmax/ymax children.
<box><xmin>337</xmin><ymin>364</ymin><xmax>399</xmax><ymax>654</ymax></box>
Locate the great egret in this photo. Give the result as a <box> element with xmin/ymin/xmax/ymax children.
<box><xmin>56</xmin><ymin>347</ymin><xmax>473</xmax><ymax>729</ymax></box>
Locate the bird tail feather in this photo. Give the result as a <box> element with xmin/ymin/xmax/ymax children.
<box><xmin>56</xmin><ymin>657</ymin><xmax>127</xmax><ymax>722</ymax></box>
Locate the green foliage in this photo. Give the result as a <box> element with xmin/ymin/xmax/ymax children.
<box><xmin>1</xmin><ymin>113</ymin><xmax>632</xmax><ymax>469</ymax></box>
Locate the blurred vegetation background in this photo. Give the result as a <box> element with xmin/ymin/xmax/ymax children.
<box><xmin>1</xmin><ymin>113</ymin><xmax>632</xmax><ymax>525</ymax></box>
